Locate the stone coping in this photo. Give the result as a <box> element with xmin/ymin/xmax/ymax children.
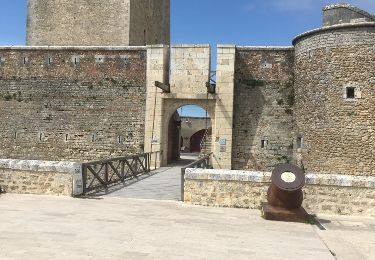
<box><xmin>171</xmin><ymin>44</ymin><xmax>210</xmax><ymax>48</ymax></box>
<box><xmin>323</xmin><ymin>3</ymin><xmax>375</xmax><ymax>20</ymax></box>
<box><xmin>293</xmin><ymin>22</ymin><xmax>375</xmax><ymax>45</ymax></box>
<box><xmin>236</xmin><ymin>46</ymin><xmax>294</xmax><ymax>51</ymax></box>
<box><xmin>185</xmin><ymin>168</ymin><xmax>375</xmax><ymax>188</ymax></box>
<box><xmin>0</xmin><ymin>46</ymin><xmax>147</xmax><ymax>51</ymax></box>
<box><xmin>0</xmin><ymin>159</ymin><xmax>80</xmax><ymax>174</ymax></box>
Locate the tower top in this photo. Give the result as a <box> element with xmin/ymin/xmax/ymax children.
<box><xmin>26</xmin><ymin>0</ymin><xmax>170</xmax><ymax>46</ymax></box>
<box><xmin>322</xmin><ymin>3</ymin><xmax>375</xmax><ymax>26</ymax></box>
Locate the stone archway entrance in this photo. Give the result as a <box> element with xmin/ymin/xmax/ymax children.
<box><xmin>162</xmin><ymin>100</ymin><xmax>215</xmax><ymax>166</ymax></box>
<box><xmin>144</xmin><ymin>44</ymin><xmax>236</xmax><ymax>169</ymax></box>
<box><xmin>166</xmin><ymin>104</ymin><xmax>213</xmax><ymax>164</ymax></box>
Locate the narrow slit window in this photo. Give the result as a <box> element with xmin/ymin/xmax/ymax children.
<box><xmin>91</xmin><ymin>134</ymin><xmax>96</xmax><ymax>142</ymax></box>
<box><xmin>39</xmin><ymin>133</ymin><xmax>44</xmax><ymax>141</ymax></box>
<box><xmin>297</xmin><ymin>137</ymin><xmax>303</xmax><ymax>149</ymax></box>
<box><xmin>48</xmin><ymin>57</ymin><xmax>53</xmax><ymax>65</ymax></box>
<box><xmin>118</xmin><ymin>136</ymin><xmax>122</xmax><ymax>144</ymax></box>
<box><xmin>13</xmin><ymin>131</ymin><xmax>17</xmax><ymax>140</ymax></box>
<box><xmin>65</xmin><ymin>134</ymin><xmax>69</xmax><ymax>142</ymax></box>
<box><xmin>261</xmin><ymin>140</ymin><xmax>268</xmax><ymax>148</ymax></box>
<box><xmin>23</xmin><ymin>57</ymin><xmax>28</xmax><ymax>65</ymax></box>
<box><xmin>346</xmin><ymin>87</ymin><xmax>355</xmax><ymax>99</ymax></box>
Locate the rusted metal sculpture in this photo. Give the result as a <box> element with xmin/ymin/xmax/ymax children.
<box><xmin>262</xmin><ymin>163</ymin><xmax>310</xmax><ymax>222</ymax></box>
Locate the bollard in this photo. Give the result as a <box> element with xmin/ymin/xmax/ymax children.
<box><xmin>262</xmin><ymin>163</ymin><xmax>310</xmax><ymax>222</ymax></box>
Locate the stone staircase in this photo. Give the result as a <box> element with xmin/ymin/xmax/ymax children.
<box><xmin>199</xmin><ymin>128</ymin><xmax>212</xmax><ymax>157</ymax></box>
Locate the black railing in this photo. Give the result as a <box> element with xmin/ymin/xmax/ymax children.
<box><xmin>81</xmin><ymin>151</ymin><xmax>160</xmax><ymax>195</ymax></box>
<box><xmin>181</xmin><ymin>153</ymin><xmax>213</xmax><ymax>201</ymax></box>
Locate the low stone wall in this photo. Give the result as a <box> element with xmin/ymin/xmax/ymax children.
<box><xmin>184</xmin><ymin>169</ymin><xmax>375</xmax><ymax>217</ymax></box>
<box><xmin>0</xmin><ymin>159</ymin><xmax>83</xmax><ymax>196</ymax></box>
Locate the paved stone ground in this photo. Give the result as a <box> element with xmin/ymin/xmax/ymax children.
<box><xmin>0</xmin><ymin>194</ymin><xmax>336</xmax><ymax>260</ymax></box>
<box><xmin>93</xmin><ymin>154</ymin><xmax>198</xmax><ymax>201</ymax></box>
<box><xmin>314</xmin><ymin>214</ymin><xmax>375</xmax><ymax>260</ymax></box>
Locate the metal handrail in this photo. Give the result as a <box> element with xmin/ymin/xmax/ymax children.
<box><xmin>81</xmin><ymin>151</ymin><xmax>160</xmax><ymax>195</ymax></box>
<box><xmin>180</xmin><ymin>153</ymin><xmax>213</xmax><ymax>201</ymax></box>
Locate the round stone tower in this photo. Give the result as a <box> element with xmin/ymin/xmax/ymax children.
<box><xmin>292</xmin><ymin>4</ymin><xmax>375</xmax><ymax>176</ymax></box>
<box><xmin>26</xmin><ymin>0</ymin><xmax>170</xmax><ymax>46</ymax></box>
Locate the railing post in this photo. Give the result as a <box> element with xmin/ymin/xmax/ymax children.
<box><xmin>121</xmin><ymin>159</ymin><xmax>125</xmax><ymax>180</ymax></box>
<box><xmin>154</xmin><ymin>152</ymin><xmax>157</xmax><ymax>170</ymax></box>
<box><xmin>146</xmin><ymin>153</ymin><xmax>149</xmax><ymax>172</ymax></box>
<box><xmin>134</xmin><ymin>156</ymin><xmax>138</xmax><ymax>175</ymax></box>
<box><xmin>181</xmin><ymin>167</ymin><xmax>185</xmax><ymax>202</ymax></box>
<box><xmin>104</xmin><ymin>163</ymin><xmax>109</xmax><ymax>186</ymax></box>
<box><xmin>82</xmin><ymin>164</ymin><xmax>87</xmax><ymax>195</ymax></box>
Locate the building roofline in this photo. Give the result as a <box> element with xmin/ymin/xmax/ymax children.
<box><xmin>0</xmin><ymin>46</ymin><xmax>147</xmax><ymax>51</ymax></box>
<box><xmin>292</xmin><ymin>22</ymin><xmax>375</xmax><ymax>45</ymax></box>
<box><xmin>236</xmin><ymin>46</ymin><xmax>294</xmax><ymax>51</ymax></box>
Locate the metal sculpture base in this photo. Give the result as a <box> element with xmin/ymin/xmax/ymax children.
<box><xmin>261</xmin><ymin>203</ymin><xmax>310</xmax><ymax>223</ymax></box>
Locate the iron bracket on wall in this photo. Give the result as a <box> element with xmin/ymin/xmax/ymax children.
<box><xmin>155</xmin><ymin>81</ymin><xmax>170</xmax><ymax>93</ymax></box>
<box><xmin>206</xmin><ymin>82</ymin><xmax>216</xmax><ymax>94</ymax></box>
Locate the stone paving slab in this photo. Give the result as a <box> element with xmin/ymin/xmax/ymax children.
<box><xmin>0</xmin><ymin>194</ymin><xmax>334</xmax><ymax>260</ymax></box>
<box><xmin>315</xmin><ymin>214</ymin><xmax>375</xmax><ymax>260</ymax></box>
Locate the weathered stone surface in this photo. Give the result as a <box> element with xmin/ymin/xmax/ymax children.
<box><xmin>27</xmin><ymin>0</ymin><xmax>170</xmax><ymax>46</ymax></box>
<box><xmin>293</xmin><ymin>25</ymin><xmax>375</xmax><ymax>177</ymax></box>
<box><xmin>0</xmin><ymin>170</ymin><xmax>72</xmax><ymax>196</ymax></box>
<box><xmin>232</xmin><ymin>47</ymin><xmax>295</xmax><ymax>171</ymax></box>
<box><xmin>323</xmin><ymin>4</ymin><xmax>375</xmax><ymax>26</ymax></box>
<box><xmin>184</xmin><ymin>169</ymin><xmax>375</xmax><ymax>216</ymax></box>
<box><xmin>0</xmin><ymin>159</ymin><xmax>79</xmax><ymax>196</ymax></box>
<box><xmin>0</xmin><ymin>47</ymin><xmax>147</xmax><ymax>161</ymax></box>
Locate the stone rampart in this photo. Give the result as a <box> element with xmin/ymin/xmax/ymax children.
<box><xmin>184</xmin><ymin>168</ymin><xmax>375</xmax><ymax>217</ymax></box>
<box><xmin>293</xmin><ymin>25</ymin><xmax>375</xmax><ymax>176</ymax></box>
<box><xmin>0</xmin><ymin>159</ymin><xmax>82</xmax><ymax>196</ymax></box>
<box><xmin>232</xmin><ymin>47</ymin><xmax>295</xmax><ymax>171</ymax></box>
<box><xmin>0</xmin><ymin>46</ymin><xmax>147</xmax><ymax>161</ymax></box>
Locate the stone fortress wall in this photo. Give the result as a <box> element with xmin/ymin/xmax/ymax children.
<box><xmin>0</xmin><ymin>47</ymin><xmax>147</xmax><ymax>162</ymax></box>
<box><xmin>26</xmin><ymin>0</ymin><xmax>170</xmax><ymax>46</ymax></box>
<box><xmin>0</xmin><ymin>2</ymin><xmax>374</xmax><ymax>177</ymax></box>
<box><xmin>232</xmin><ymin>47</ymin><xmax>295</xmax><ymax>171</ymax></box>
<box><xmin>293</xmin><ymin>4</ymin><xmax>375</xmax><ymax>177</ymax></box>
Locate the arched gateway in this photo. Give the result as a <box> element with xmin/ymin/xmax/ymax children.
<box><xmin>144</xmin><ymin>44</ymin><xmax>236</xmax><ymax>168</ymax></box>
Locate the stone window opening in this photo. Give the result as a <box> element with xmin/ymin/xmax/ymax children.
<box><xmin>261</xmin><ymin>140</ymin><xmax>268</xmax><ymax>148</ymax></box>
<box><xmin>13</xmin><ymin>131</ymin><xmax>17</xmax><ymax>140</ymax></box>
<box><xmin>343</xmin><ymin>85</ymin><xmax>361</xmax><ymax>100</ymax></box>
<box><xmin>72</xmin><ymin>56</ymin><xmax>81</xmax><ymax>66</ymax></box>
<box><xmin>64</xmin><ymin>133</ymin><xmax>69</xmax><ymax>142</ymax></box>
<box><xmin>346</xmin><ymin>87</ymin><xmax>355</xmax><ymax>99</ymax></box>
<box><xmin>38</xmin><ymin>132</ymin><xmax>44</xmax><ymax>142</ymax></box>
<box><xmin>22</xmin><ymin>57</ymin><xmax>29</xmax><ymax>65</ymax></box>
<box><xmin>117</xmin><ymin>135</ymin><xmax>123</xmax><ymax>144</ymax></box>
<box><xmin>308</xmin><ymin>50</ymin><xmax>314</xmax><ymax>60</ymax></box>
<box><xmin>91</xmin><ymin>133</ymin><xmax>96</xmax><ymax>142</ymax></box>
<box><xmin>297</xmin><ymin>137</ymin><xmax>303</xmax><ymax>149</ymax></box>
<box><xmin>47</xmin><ymin>57</ymin><xmax>53</xmax><ymax>65</ymax></box>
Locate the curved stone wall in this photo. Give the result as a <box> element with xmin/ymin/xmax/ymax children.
<box><xmin>293</xmin><ymin>24</ymin><xmax>375</xmax><ymax>176</ymax></box>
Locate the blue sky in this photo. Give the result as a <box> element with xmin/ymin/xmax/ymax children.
<box><xmin>0</xmin><ymin>0</ymin><xmax>374</xmax><ymax>117</ymax></box>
